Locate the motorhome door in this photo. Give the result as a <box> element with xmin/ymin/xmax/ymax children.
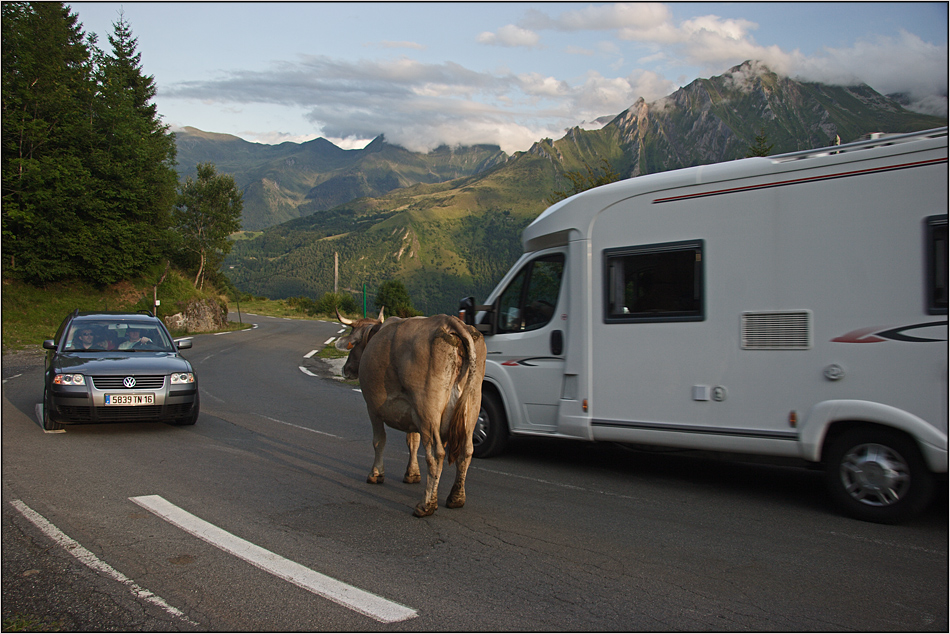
<box><xmin>491</xmin><ymin>251</ymin><xmax>567</xmax><ymax>431</ymax></box>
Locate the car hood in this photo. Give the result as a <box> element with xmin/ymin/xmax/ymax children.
<box><xmin>52</xmin><ymin>352</ymin><xmax>193</xmax><ymax>375</ymax></box>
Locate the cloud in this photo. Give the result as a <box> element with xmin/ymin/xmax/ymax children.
<box><xmin>789</xmin><ymin>30</ymin><xmax>948</xmax><ymax>115</ymax></box>
<box><xmin>476</xmin><ymin>24</ymin><xmax>540</xmax><ymax>48</ymax></box>
<box><xmin>523</xmin><ymin>3</ymin><xmax>947</xmax><ymax>116</ymax></box>
<box><xmin>163</xmin><ymin>55</ymin><xmax>583</xmax><ymax>153</ymax></box>
<box><xmin>377</xmin><ymin>40</ymin><xmax>426</xmax><ymax>51</ymax></box>
<box><xmin>161</xmin><ymin>4</ymin><xmax>946</xmax><ymax>152</ymax></box>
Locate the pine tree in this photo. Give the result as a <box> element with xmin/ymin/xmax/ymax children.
<box><xmin>2</xmin><ymin>2</ymin><xmax>96</xmax><ymax>282</ymax></box>
<box><xmin>87</xmin><ymin>11</ymin><xmax>178</xmax><ymax>282</ymax></box>
<box><xmin>2</xmin><ymin>4</ymin><xmax>178</xmax><ymax>285</ymax></box>
<box><xmin>746</xmin><ymin>129</ymin><xmax>774</xmax><ymax>157</ymax></box>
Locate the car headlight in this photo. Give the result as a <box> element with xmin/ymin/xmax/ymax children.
<box><xmin>171</xmin><ymin>372</ymin><xmax>195</xmax><ymax>384</ymax></box>
<box><xmin>53</xmin><ymin>373</ymin><xmax>85</xmax><ymax>385</ymax></box>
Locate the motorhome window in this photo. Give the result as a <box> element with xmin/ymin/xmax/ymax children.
<box><xmin>604</xmin><ymin>240</ymin><xmax>704</xmax><ymax>323</ymax></box>
<box><xmin>496</xmin><ymin>254</ymin><xmax>565</xmax><ymax>333</ymax></box>
<box><xmin>927</xmin><ymin>215</ymin><xmax>948</xmax><ymax>314</ymax></box>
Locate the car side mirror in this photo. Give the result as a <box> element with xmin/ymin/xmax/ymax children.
<box><xmin>43</xmin><ymin>339</ymin><xmax>57</xmax><ymax>350</ymax></box>
<box><xmin>175</xmin><ymin>339</ymin><xmax>193</xmax><ymax>350</ymax></box>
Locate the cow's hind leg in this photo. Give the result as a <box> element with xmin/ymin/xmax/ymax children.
<box><xmin>366</xmin><ymin>414</ymin><xmax>386</xmax><ymax>484</ymax></box>
<box><xmin>414</xmin><ymin>431</ymin><xmax>444</xmax><ymax>517</ymax></box>
<box><xmin>446</xmin><ymin>434</ymin><xmax>474</xmax><ymax>509</ymax></box>
<box><xmin>403</xmin><ymin>432</ymin><xmax>421</xmax><ymax>484</ymax></box>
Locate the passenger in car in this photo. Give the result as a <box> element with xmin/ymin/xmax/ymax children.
<box><xmin>72</xmin><ymin>328</ymin><xmax>97</xmax><ymax>350</ymax></box>
<box><xmin>95</xmin><ymin>329</ymin><xmax>118</xmax><ymax>350</ymax></box>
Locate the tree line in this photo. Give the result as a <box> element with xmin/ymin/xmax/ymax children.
<box><xmin>2</xmin><ymin>2</ymin><xmax>241</xmax><ymax>291</ymax></box>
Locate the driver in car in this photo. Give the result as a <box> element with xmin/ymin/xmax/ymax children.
<box><xmin>119</xmin><ymin>327</ymin><xmax>153</xmax><ymax>350</ymax></box>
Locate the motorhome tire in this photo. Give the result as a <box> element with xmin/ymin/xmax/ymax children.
<box><xmin>823</xmin><ymin>427</ymin><xmax>934</xmax><ymax>524</ymax></box>
<box><xmin>473</xmin><ymin>389</ymin><xmax>508</xmax><ymax>459</ymax></box>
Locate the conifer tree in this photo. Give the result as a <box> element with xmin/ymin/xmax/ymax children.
<box><xmin>87</xmin><ymin>11</ymin><xmax>178</xmax><ymax>282</ymax></box>
<box><xmin>2</xmin><ymin>2</ymin><xmax>95</xmax><ymax>281</ymax></box>
<box><xmin>2</xmin><ymin>3</ymin><xmax>178</xmax><ymax>285</ymax></box>
<box><xmin>746</xmin><ymin>129</ymin><xmax>774</xmax><ymax>157</ymax></box>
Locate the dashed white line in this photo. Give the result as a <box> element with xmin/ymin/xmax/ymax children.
<box><xmin>9</xmin><ymin>499</ymin><xmax>198</xmax><ymax>626</ymax></box>
<box><xmin>256</xmin><ymin>414</ymin><xmax>343</xmax><ymax>439</ymax></box>
<box><xmin>304</xmin><ymin>349</ymin><xmax>319</xmax><ymax>359</ymax></box>
<box><xmin>299</xmin><ymin>366</ymin><xmax>318</xmax><ymax>377</ymax></box>
<box><xmin>130</xmin><ymin>495</ymin><xmax>417</xmax><ymax>623</ymax></box>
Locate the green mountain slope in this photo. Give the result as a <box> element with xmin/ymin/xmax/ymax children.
<box><xmin>224</xmin><ymin>61</ymin><xmax>947</xmax><ymax>315</ymax></box>
<box><xmin>174</xmin><ymin>128</ymin><xmax>508</xmax><ymax>230</ymax></box>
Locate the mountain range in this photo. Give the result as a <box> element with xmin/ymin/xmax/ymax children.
<box><xmin>189</xmin><ymin>61</ymin><xmax>945</xmax><ymax>315</ymax></box>
<box><xmin>174</xmin><ymin>128</ymin><xmax>507</xmax><ymax>231</ymax></box>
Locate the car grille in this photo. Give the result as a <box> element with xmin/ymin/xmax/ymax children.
<box><xmin>92</xmin><ymin>375</ymin><xmax>165</xmax><ymax>390</ymax></box>
<box><xmin>96</xmin><ymin>406</ymin><xmax>164</xmax><ymax>421</ymax></box>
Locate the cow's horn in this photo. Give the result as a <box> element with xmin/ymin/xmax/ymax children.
<box><xmin>377</xmin><ymin>306</ymin><xmax>385</xmax><ymax>323</ymax></box>
<box><xmin>336</xmin><ymin>307</ymin><xmax>354</xmax><ymax>326</ymax></box>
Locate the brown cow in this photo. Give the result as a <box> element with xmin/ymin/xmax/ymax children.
<box><xmin>335</xmin><ymin>308</ymin><xmax>486</xmax><ymax>517</ymax></box>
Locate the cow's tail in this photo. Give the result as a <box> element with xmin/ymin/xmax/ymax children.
<box><xmin>444</xmin><ymin>319</ymin><xmax>485</xmax><ymax>465</ymax></box>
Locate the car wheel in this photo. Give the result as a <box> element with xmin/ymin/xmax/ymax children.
<box><xmin>42</xmin><ymin>387</ymin><xmax>62</xmax><ymax>431</ymax></box>
<box><xmin>824</xmin><ymin>427</ymin><xmax>934</xmax><ymax>524</ymax></box>
<box><xmin>472</xmin><ymin>389</ymin><xmax>508</xmax><ymax>459</ymax></box>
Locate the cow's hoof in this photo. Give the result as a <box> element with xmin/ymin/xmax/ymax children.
<box><xmin>413</xmin><ymin>502</ymin><xmax>437</xmax><ymax>517</ymax></box>
<box><xmin>403</xmin><ymin>473</ymin><xmax>421</xmax><ymax>484</ymax></box>
<box><xmin>366</xmin><ymin>474</ymin><xmax>384</xmax><ymax>485</ymax></box>
<box><xmin>447</xmin><ymin>485</ymin><xmax>465</xmax><ymax>508</ymax></box>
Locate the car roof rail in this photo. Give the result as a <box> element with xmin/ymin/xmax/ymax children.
<box><xmin>137</xmin><ymin>309</ymin><xmax>155</xmax><ymax>317</ymax></box>
<box><xmin>70</xmin><ymin>308</ymin><xmax>79</xmax><ymax>318</ymax></box>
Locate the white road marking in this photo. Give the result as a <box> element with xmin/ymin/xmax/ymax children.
<box><xmin>3</xmin><ymin>373</ymin><xmax>22</xmax><ymax>384</ymax></box>
<box><xmin>324</xmin><ymin>337</ymin><xmax>337</xmax><ymax>345</ymax></box>
<box><xmin>299</xmin><ymin>366</ymin><xmax>318</xmax><ymax>377</ymax></box>
<box><xmin>9</xmin><ymin>499</ymin><xmax>198</xmax><ymax>626</ymax></box>
<box><xmin>825</xmin><ymin>531</ymin><xmax>947</xmax><ymax>556</ymax></box>
<box><xmin>256</xmin><ymin>414</ymin><xmax>343</xmax><ymax>439</ymax></box>
<box><xmin>130</xmin><ymin>495</ymin><xmax>417</xmax><ymax>623</ymax></box>
<box><xmin>304</xmin><ymin>349</ymin><xmax>319</xmax><ymax>358</ymax></box>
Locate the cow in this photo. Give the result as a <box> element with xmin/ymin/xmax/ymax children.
<box><xmin>335</xmin><ymin>308</ymin><xmax>487</xmax><ymax>517</ymax></box>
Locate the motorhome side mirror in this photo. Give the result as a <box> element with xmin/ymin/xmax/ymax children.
<box><xmin>459</xmin><ymin>296</ymin><xmax>475</xmax><ymax>324</ymax></box>
<box><xmin>458</xmin><ymin>296</ymin><xmax>497</xmax><ymax>336</ymax></box>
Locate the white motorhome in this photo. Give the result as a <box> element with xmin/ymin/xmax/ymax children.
<box><xmin>461</xmin><ymin>127</ymin><xmax>948</xmax><ymax>523</ymax></box>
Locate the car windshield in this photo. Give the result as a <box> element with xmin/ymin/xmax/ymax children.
<box><xmin>64</xmin><ymin>321</ymin><xmax>174</xmax><ymax>353</ymax></box>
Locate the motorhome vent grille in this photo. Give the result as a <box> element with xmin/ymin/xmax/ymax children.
<box><xmin>741</xmin><ymin>311</ymin><xmax>812</xmax><ymax>350</ymax></box>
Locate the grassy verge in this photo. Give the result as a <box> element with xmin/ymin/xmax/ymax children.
<box><xmin>2</xmin><ymin>270</ymin><xmax>242</xmax><ymax>353</ymax></box>
<box><xmin>1</xmin><ymin>613</ymin><xmax>63</xmax><ymax>632</ymax></box>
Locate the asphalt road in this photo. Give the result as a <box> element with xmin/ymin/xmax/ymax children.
<box><xmin>3</xmin><ymin>313</ymin><xmax>947</xmax><ymax>631</ymax></box>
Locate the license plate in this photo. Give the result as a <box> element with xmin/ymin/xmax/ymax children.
<box><xmin>104</xmin><ymin>394</ymin><xmax>154</xmax><ymax>406</ymax></box>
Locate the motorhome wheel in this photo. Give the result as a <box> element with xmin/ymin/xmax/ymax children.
<box><xmin>824</xmin><ymin>427</ymin><xmax>934</xmax><ymax>524</ymax></box>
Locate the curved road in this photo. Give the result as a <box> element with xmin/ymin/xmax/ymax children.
<box><xmin>3</xmin><ymin>313</ymin><xmax>947</xmax><ymax>631</ymax></box>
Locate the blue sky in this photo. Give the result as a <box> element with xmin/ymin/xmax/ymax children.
<box><xmin>69</xmin><ymin>2</ymin><xmax>948</xmax><ymax>153</ymax></box>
